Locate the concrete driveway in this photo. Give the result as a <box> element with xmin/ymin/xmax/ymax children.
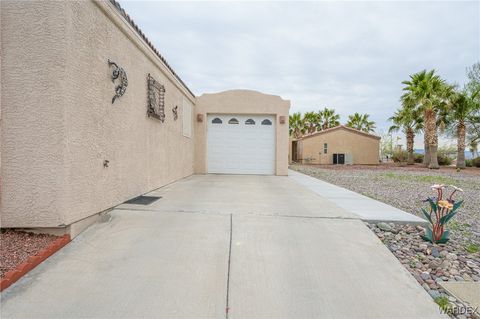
<box><xmin>1</xmin><ymin>174</ymin><xmax>443</xmax><ymax>318</ymax></box>
<box><xmin>118</xmin><ymin>174</ymin><xmax>357</xmax><ymax>219</ymax></box>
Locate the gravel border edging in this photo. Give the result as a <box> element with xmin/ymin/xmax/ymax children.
<box><xmin>0</xmin><ymin>234</ymin><xmax>71</xmax><ymax>292</ymax></box>
<box><xmin>367</xmin><ymin>222</ymin><xmax>480</xmax><ymax>319</ymax></box>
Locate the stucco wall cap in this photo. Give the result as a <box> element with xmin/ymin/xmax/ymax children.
<box><xmin>299</xmin><ymin>125</ymin><xmax>381</xmax><ymax>140</ymax></box>
<box><xmin>109</xmin><ymin>0</ymin><xmax>195</xmax><ymax>97</ymax></box>
<box><xmin>198</xmin><ymin>89</ymin><xmax>290</xmax><ymax>104</ymax></box>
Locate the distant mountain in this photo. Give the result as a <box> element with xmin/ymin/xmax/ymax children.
<box><xmin>414</xmin><ymin>149</ymin><xmax>475</xmax><ymax>159</ymax></box>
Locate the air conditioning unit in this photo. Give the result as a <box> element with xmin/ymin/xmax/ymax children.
<box><xmin>345</xmin><ymin>153</ymin><xmax>353</xmax><ymax>165</ymax></box>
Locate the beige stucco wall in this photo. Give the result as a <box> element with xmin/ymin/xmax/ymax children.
<box><xmin>195</xmin><ymin>90</ymin><xmax>290</xmax><ymax>175</ymax></box>
<box><xmin>297</xmin><ymin>128</ymin><xmax>380</xmax><ymax>165</ymax></box>
<box><xmin>288</xmin><ymin>138</ymin><xmax>293</xmax><ymax>163</ymax></box>
<box><xmin>1</xmin><ymin>1</ymin><xmax>195</xmax><ymax>228</ymax></box>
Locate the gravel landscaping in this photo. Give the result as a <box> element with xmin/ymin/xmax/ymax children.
<box><xmin>367</xmin><ymin>222</ymin><xmax>480</xmax><ymax>318</ymax></box>
<box><xmin>292</xmin><ymin>164</ymin><xmax>480</xmax><ymax>318</ymax></box>
<box><xmin>291</xmin><ymin>164</ymin><xmax>480</xmax><ymax>251</ymax></box>
<box><xmin>0</xmin><ymin>230</ymin><xmax>59</xmax><ymax>278</ymax></box>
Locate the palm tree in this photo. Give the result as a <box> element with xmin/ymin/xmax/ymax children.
<box><xmin>302</xmin><ymin>111</ymin><xmax>321</xmax><ymax>134</ymax></box>
<box><xmin>318</xmin><ymin>107</ymin><xmax>340</xmax><ymax>129</ymax></box>
<box><xmin>444</xmin><ymin>87</ymin><xmax>480</xmax><ymax>168</ymax></box>
<box><xmin>346</xmin><ymin>112</ymin><xmax>376</xmax><ymax>133</ymax></box>
<box><xmin>289</xmin><ymin>112</ymin><xmax>305</xmax><ymax>139</ymax></box>
<box><xmin>422</xmin><ymin>131</ymin><xmax>430</xmax><ymax>167</ymax></box>
<box><xmin>401</xmin><ymin>70</ymin><xmax>448</xmax><ymax>169</ymax></box>
<box><xmin>388</xmin><ymin>105</ymin><xmax>423</xmax><ymax>165</ymax></box>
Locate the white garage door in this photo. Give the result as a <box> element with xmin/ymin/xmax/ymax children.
<box><xmin>207</xmin><ymin>114</ymin><xmax>276</xmax><ymax>175</ymax></box>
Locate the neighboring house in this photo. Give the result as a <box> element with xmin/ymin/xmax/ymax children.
<box><xmin>290</xmin><ymin>125</ymin><xmax>380</xmax><ymax>165</ymax></box>
<box><xmin>0</xmin><ymin>0</ymin><xmax>289</xmax><ymax>237</ymax></box>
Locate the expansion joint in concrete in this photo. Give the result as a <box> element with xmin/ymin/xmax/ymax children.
<box><xmin>225</xmin><ymin>214</ymin><xmax>233</xmax><ymax>319</ymax></box>
<box><xmin>113</xmin><ymin>207</ymin><xmax>362</xmax><ymax>221</ymax></box>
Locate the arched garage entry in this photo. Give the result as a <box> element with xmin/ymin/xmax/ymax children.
<box><xmin>195</xmin><ymin>90</ymin><xmax>290</xmax><ymax>176</ymax></box>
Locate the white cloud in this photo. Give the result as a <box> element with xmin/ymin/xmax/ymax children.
<box><xmin>119</xmin><ymin>0</ymin><xmax>479</xmax><ymax>147</ymax></box>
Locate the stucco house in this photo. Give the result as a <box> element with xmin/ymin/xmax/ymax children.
<box><xmin>290</xmin><ymin>125</ymin><xmax>380</xmax><ymax>165</ymax></box>
<box><xmin>0</xmin><ymin>0</ymin><xmax>289</xmax><ymax>237</ymax></box>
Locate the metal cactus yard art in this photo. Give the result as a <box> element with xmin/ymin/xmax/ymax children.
<box><xmin>421</xmin><ymin>185</ymin><xmax>464</xmax><ymax>244</ymax></box>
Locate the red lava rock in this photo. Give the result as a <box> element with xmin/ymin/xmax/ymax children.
<box><xmin>0</xmin><ymin>230</ymin><xmax>59</xmax><ymax>278</ymax></box>
<box><xmin>0</xmin><ymin>231</ymin><xmax>70</xmax><ymax>292</ymax></box>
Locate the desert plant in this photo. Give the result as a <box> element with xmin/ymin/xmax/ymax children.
<box><xmin>472</xmin><ymin>156</ymin><xmax>480</xmax><ymax>167</ymax></box>
<box><xmin>434</xmin><ymin>296</ymin><xmax>451</xmax><ymax>312</ymax></box>
<box><xmin>436</xmin><ymin>152</ymin><xmax>453</xmax><ymax>166</ymax></box>
<box><xmin>392</xmin><ymin>150</ymin><xmax>408</xmax><ymax>163</ymax></box>
<box><xmin>414</xmin><ymin>153</ymin><xmax>424</xmax><ymax>163</ymax></box>
<box><xmin>465</xmin><ymin>243</ymin><xmax>479</xmax><ymax>254</ymax></box>
<box><xmin>421</xmin><ymin>185</ymin><xmax>463</xmax><ymax>244</ymax></box>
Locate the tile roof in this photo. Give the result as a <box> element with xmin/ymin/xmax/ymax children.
<box><xmin>109</xmin><ymin>0</ymin><xmax>195</xmax><ymax>97</ymax></box>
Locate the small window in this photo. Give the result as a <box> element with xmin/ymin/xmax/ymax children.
<box><xmin>228</xmin><ymin>118</ymin><xmax>239</xmax><ymax>124</ymax></box>
<box><xmin>212</xmin><ymin>118</ymin><xmax>222</xmax><ymax>124</ymax></box>
<box><xmin>261</xmin><ymin>119</ymin><xmax>272</xmax><ymax>125</ymax></box>
<box><xmin>245</xmin><ymin>119</ymin><xmax>255</xmax><ymax>125</ymax></box>
<box><xmin>323</xmin><ymin>143</ymin><xmax>328</xmax><ymax>154</ymax></box>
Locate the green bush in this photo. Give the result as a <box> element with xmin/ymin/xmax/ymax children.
<box><xmin>437</xmin><ymin>153</ymin><xmax>452</xmax><ymax>166</ymax></box>
<box><xmin>466</xmin><ymin>243</ymin><xmax>479</xmax><ymax>253</ymax></box>
<box><xmin>414</xmin><ymin>153</ymin><xmax>424</xmax><ymax>163</ymax></box>
<box><xmin>466</xmin><ymin>159</ymin><xmax>473</xmax><ymax>167</ymax></box>
<box><xmin>473</xmin><ymin>157</ymin><xmax>480</xmax><ymax>168</ymax></box>
<box><xmin>392</xmin><ymin>150</ymin><xmax>408</xmax><ymax>163</ymax></box>
<box><xmin>393</xmin><ymin>150</ymin><xmax>454</xmax><ymax>165</ymax></box>
<box><xmin>436</xmin><ymin>148</ymin><xmax>453</xmax><ymax>166</ymax></box>
<box><xmin>434</xmin><ymin>296</ymin><xmax>450</xmax><ymax>312</ymax></box>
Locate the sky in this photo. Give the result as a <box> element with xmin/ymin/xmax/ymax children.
<box><xmin>119</xmin><ymin>0</ymin><xmax>479</xmax><ymax>148</ymax></box>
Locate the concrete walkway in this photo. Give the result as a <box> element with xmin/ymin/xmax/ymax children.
<box><xmin>289</xmin><ymin>169</ymin><xmax>426</xmax><ymax>223</ymax></box>
<box><xmin>1</xmin><ymin>175</ymin><xmax>442</xmax><ymax>318</ymax></box>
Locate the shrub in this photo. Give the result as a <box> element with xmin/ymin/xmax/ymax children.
<box><xmin>466</xmin><ymin>243</ymin><xmax>479</xmax><ymax>253</ymax></box>
<box><xmin>434</xmin><ymin>296</ymin><xmax>450</xmax><ymax>312</ymax></box>
<box><xmin>414</xmin><ymin>153</ymin><xmax>424</xmax><ymax>163</ymax></box>
<box><xmin>437</xmin><ymin>153</ymin><xmax>452</xmax><ymax>166</ymax></box>
<box><xmin>393</xmin><ymin>150</ymin><xmax>453</xmax><ymax>165</ymax></box>
<box><xmin>473</xmin><ymin>157</ymin><xmax>480</xmax><ymax>168</ymax></box>
<box><xmin>392</xmin><ymin>150</ymin><xmax>408</xmax><ymax>163</ymax></box>
<box><xmin>436</xmin><ymin>149</ymin><xmax>453</xmax><ymax>166</ymax></box>
<box><xmin>464</xmin><ymin>157</ymin><xmax>480</xmax><ymax>167</ymax></box>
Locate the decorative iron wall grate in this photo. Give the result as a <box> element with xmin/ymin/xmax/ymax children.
<box><xmin>147</xmin><ymin>74</ymin><xmax>165</xmax><ymax>122</ymax></box>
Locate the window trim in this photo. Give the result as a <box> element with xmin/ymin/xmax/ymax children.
<box><xmin>228</xmin><ymin>118</ymin><xmax>239</xmax><ymax>124</ymax></box>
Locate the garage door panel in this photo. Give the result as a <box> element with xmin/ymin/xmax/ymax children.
<box><xmin>207</xmin><ymin>115</ymin><xmax>275</xmax><ymax>175</ymax></box>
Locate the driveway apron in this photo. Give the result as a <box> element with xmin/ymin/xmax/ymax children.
<box><xmin>0</xmin><ymin>174</ymin><xmax>444</xmax><ymax>318</ymax></box>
